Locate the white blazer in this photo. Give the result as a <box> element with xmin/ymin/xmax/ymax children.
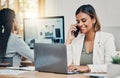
<box><xmin>67</xmin><ymin>31</ymin><xmax>116</xmax><ymax>72</ymax></box>
<box><xmin>6</xmin><ymin>33</ymin><xmax>34</xmax><ymax>66</ymax></box>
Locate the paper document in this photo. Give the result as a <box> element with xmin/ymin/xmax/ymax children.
<box><xmin>84</xmin><ymin>72</ymin><xmax>107</xmax><ymax>78</ymax></box>
<box><xmin>0</xmin><ymin>69</ymin><xmax>28</xmax><ymax>75</ymax></box>
<box><xmin>6</xmin><ymin>66</ymin><xmax>35</xmax><ymax>71</ymax></box>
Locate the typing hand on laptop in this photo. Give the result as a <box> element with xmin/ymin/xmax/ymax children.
<box><xmin>68</xmin><ymin>65</ymin><xmax>80</xmax><ymax>74</ymax></box>
<box><xmin>68</xmin><ymin>65</ymin><xmax>90</xmax><ymax>73</ymax></box>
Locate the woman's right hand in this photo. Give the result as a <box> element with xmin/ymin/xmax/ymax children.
<box><xmin>65</xmin><ymin>24</ymin><xmax>78</xmax><ymax>44</ymax></box>
<box><xmin>68</xmin><ymin>64</ymin><xmax>90</xmax><ymax>73</ymax></box>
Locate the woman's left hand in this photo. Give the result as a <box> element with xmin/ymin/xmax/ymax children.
<box><xmin>68</xmin><ymin>65</ymin><xmax>90</xmax><ymax>73</ymax></box>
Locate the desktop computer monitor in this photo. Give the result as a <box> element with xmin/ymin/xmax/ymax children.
<box><xmin>23</xmin><ymin>16</ymin><xmax>65</xmax><ymax>49</ymax></box>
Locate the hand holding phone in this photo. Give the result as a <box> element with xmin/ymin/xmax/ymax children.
<box><xmin>73</xmin><ymin>26</ymin><xmax>80</xmax><ymax>37</ymax></box>
<box><xmin>66</xmin><ymin>25</ymin><xmax>80</xmax><ymax>44</ymax></box>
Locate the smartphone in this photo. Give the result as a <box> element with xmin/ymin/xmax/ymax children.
<box><xmin>73</xmin><ymin>26</ymin><xmax>80</xmax><ymax>37</ymax></box>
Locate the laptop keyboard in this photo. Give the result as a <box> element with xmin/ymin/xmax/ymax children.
<box><xmin>67</xmin><ymin>71</ymin><xmax>80</xmax><ymax>74</ymax></box>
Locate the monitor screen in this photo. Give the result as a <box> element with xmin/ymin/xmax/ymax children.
<box><xmin>102</xmin><ymin>27</ymin><xmax>120</xmax><ymax>51</ymax></box>
<box><xmin>23</xmin><ymin>16</ymin><xmax>64</xmax><ymax>49</ymax></box>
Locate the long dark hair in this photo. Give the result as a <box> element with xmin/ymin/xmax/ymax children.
<box><xmin>0</xmin><ymin>8</ymin><xmax>15</xmax><ymax>61</ymax></box>
<box><xmin>75</xmin><ymin>4</ymin><xmax>101</xmax><ymax>32</ymax></box>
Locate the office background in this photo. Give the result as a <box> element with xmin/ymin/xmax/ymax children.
<box><xmin>44</xmin><ymin>0</ymin><xmax>120</xmax><ymax>39</ymax></box>
<box><xmin>0</xmin><ymin>0</ymin><xmax>120</xmax><ymax>50</ymax></box>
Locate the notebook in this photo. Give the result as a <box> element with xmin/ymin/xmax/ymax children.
<box><xmin>34</xmin><ymin>43</ymin><xmax>78</xmax><ymax>74</ymax></box>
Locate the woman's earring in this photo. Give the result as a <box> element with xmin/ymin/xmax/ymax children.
<box><xmin>2</xmin><ymin>25</ymin><xmax>4</xmax><ymax>33</ymax></box>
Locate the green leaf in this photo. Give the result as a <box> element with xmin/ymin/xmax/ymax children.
<box><xmin>112</xmin><ymin>55</ymin><xmax>120</xmax><ymax>64</ymax></box>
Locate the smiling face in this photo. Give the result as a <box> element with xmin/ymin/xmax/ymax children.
<box><xmin>76</xmin><ymin>12</ymin><xmax>96</xmax><ymax>34</ymax></box>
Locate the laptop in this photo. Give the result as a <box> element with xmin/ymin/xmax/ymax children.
<box><xmin>34</xmin><ymin>43</ymin><xmax>78</xmax><ymax>74</ymax></box>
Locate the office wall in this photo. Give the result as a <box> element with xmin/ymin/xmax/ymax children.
<box><xmin>45</xmin><ymin>0</ymin><xmax>120</xmax><ymax>39</ymax></box>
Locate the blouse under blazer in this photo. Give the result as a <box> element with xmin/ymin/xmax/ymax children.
<box><xmin>67</xmin><ymin>31</ymin><xmax>116</xmax><ymax>72</ymax></box>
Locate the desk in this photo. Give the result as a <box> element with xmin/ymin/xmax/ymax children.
<box><xmin>0</xmin><ymin>68</ymin><xmax>106</xmax><ymax>78</ymax></box>
<box><xmin>20</xmin><ymin>71</ymin><xmax>92</xmax><ymax>78</ymax></box>
<box><xmin>0</xmin><ymin>71</ymin><xmax>90</xmax><ymax>78</ymax></box>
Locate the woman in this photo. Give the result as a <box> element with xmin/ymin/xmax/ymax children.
<box><xmin>0</xmin><ymin>8</ymin><xmax>34</xmax><ymax>66</ymax></box>
<box><xmin>66</xmin><ymin>4</ymin><xmax>116</xmax><ymax>72</ymax></box>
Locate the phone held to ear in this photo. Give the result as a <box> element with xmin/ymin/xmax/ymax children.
<box><xmin>73</xmin><ymin>26</ymin><xmax>80</xmax><ymax>37</ymax></box>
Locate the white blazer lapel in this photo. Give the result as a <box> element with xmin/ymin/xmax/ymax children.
<box><xmin>93</xmin><ymin>31</ymin><xmax>103</xmax><ymax>64</ymax></box>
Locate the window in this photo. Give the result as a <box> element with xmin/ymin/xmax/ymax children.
<box><xmin>0</xmin><ymin>0</ymin><xmax>45</xmax><ymax>37</ymax></box>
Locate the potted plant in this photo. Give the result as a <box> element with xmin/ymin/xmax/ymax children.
<box><xmin>112</xmin><ymin>54</ymin><xmax>120</xmax><ymax>64</ymax></box>
<box><xmin>107</xmin><ymin>54</ymin><xmax>120</xmax><ymax>78</ymax></box>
